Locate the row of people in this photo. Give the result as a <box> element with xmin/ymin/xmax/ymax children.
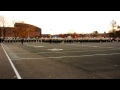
<box><xmin>1</xmin><ymin>38</ymin><xmax>120</xmax><ymax>43</ymax></box>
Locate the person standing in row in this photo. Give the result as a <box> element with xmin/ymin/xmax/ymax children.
<box><xmin>21</xmin><ymin>38</ymin><xmax>24</xmax><ymax>44</ymax></box>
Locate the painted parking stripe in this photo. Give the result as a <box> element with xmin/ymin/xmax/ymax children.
<box><xmin>47</xmin><ymin>48</ymin><xmax>63</xmax><ymax>51</ymax></box>
<box><xmin>1</xmin><ymin>44</ymin><xmax>22</xmax><ymax>79</ymax></box>
<box><xmin>8</xmin><ymin>48</ymin><xmax>120</xmax><ymax>54</ymax></box>
<box><xmin>11</xmin><ymin>53</ymin><xmax>120</xmax><ymax>60</ymax></box>
<box><xmin>34</xmin><ymin>46</ymin><xmax>44</xmax><ymax>47</ymax></box>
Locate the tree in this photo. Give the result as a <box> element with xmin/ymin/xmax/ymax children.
<box><xmin>117</xmin><ymin>25</ymin><xmax>120</xmax><ymax>30</ymax></box>
<box><xmin>110</xmin><ymin>20</ymin><xmax>117</xmax><ymax>29</ymax></box>
<box><xmin>15</xmin><ymin>22</ymin><xmax>27</xmax><ymax>38</ymax></box>
<box><xmin>104</xmin><ymin>31</ymin><xmax>106</xmax><ymax>38</ymax></box>
<box><xmin>12</xmin><ymin>27</ymin><xmax>20</xmax><ymax>39</ymax></box>
<box><xmin>115</xmin><ymin>30</ymin><xmax>120</xmax><ymax>38</ymax></box>
<box><xmin>12</xmin><ymin>20</ymin><xmax>20</xmax><ymax>39</ymax></box>
<box><xmin>108</xmin><ymin>29</ymin><xmax>116</xmax><ymax>38</ymax></box>
<box><xmin>11</xmin><ymin>20</ymin><xmax>21</xmax><ymax>38</ymax></box>
<box><xmin>71</xmin><ymin>32</ymin><xmax>78</xmax><ymax>38</ymax></box>
<box><xmin>108</xmin><ymin>20</ymin><xmax>117</xmax><ymax>38</ymax></box>
<box><xmin>0</xmin><ymin>15</ymin><xmax>8</xmax><ymax>39</ymax></box>
<box><xmin>14</xmin><ymin>22</ymin><xmax>35</xmax><ymax>38</ymax></box>
<box><xmin>92</xmin><ymin>30</ymin><xmax>98</xmax><ymax>37</ymax></box>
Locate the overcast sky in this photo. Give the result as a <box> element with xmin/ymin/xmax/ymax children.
<box><xmin>0</xmin><ymin>11</ymin><xmax>120</xmax><ymax>34</ymax></box>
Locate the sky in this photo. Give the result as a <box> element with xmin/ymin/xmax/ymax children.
<box><xmin>0</xmin><ymin>11</ymin><xmax>120</xmax><ymax>35</ymax></box>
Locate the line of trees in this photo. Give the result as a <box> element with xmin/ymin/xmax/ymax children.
<box><xmin>66</xmin><ymin>20</ymin><xmax>120</xmax><ymax>38</ymax></box>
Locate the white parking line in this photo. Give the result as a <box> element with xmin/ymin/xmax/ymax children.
<box><xmin>8</xmin><ymin>48</ymin><xmax>120</xmax><ymax>54</ymax></box>
<box><xmin>11</xmin><ymin>52</ymin><xmax>120</xmax><ymax>60</ymax></box>
<box><xmin>34</xmin><ymin>46</ymin><xmax>44</xmax><ymax>47</ymax></box>
<box><xmin>75</xmin><ymin>44</ymin><xmax>115</xmax><ymax>49</ymax></box>
<box><xmin>49</xmin><ymin>53</ymin><xmax>120</xmax><ymax>58</ymax></box>
<box><xmin>47</xmin><ymin>48</ymin><xmax>63</xmax><ymax>51</ymax></box>
<box><xmin>1</xmin><ymin>44</ymin><xmax>22</xmax><ymax>79</ymax></box>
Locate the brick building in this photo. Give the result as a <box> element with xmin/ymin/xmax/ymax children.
<box><xmin>0</xmin><ymin>23</ymin><xmax>41</xmax><ymax>38</ymax></box>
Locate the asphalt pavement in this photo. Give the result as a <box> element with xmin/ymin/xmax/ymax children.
<box><xmin>0</xmin><ymin>43</ymin><xmax>17</xmax><ymax>79</ymax></box>
<box><xmin>0</xmin><ymin>42</ymin><xmax>120</xmax><ymax>79</ymax></box>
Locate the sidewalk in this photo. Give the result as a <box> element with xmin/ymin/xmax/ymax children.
<box><xmin>0</xmin><ymin>43</ymin><xmax>17</xmax><ymax>79</ymax></box>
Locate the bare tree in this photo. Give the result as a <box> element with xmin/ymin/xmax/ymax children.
<box><xmin>14</xmin><ymin>22</ymin><xmax>35</xmax><ymax>38</ymax></box>
<box><xmin>12</xmin><ymin>20</ymin><xmax>21</xmax><ymax>39</ymax></box>
<box><xmin>0</xmin><ymin>15</ymin><xmax>8</xmax><ymax>39</ymax></box>
<box><xmin>110</xmin><ymin>20</ymin><xmax>117</xmax><ymax>29</ymax></box>
<box><xmin>92</xmin><ymin>30</ymin><xmax>98</xmax><ymax>37</ymax></box>
<box><xmin>108</xmin><ymin>20</ymin><xmax>117</xmax><ymax>38</ymax></box>
<box><xmin>12</xmin><ymin>20</ymin><xmax>17</xmax><ymax>27</ymax></box>
<box><xmin>12</xmin><ymin>20</ymin><xmax>27</xmax><ymax>38</ymax></box>
<box><xmin>14</xmin><ymin>21</ymin><xmax>25</xmax><ymax>38</ymax></box>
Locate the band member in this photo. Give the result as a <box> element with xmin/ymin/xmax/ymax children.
<box><xmin>21</xmin><ymin>38</ymin><xmax>24</xmax><ymax>44</ymax></box>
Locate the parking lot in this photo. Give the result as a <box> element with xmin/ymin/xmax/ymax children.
<box><xmin>1</xmin><ymin>42</ymin><xmax>120</xmax><ymax>79</ymax></box>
